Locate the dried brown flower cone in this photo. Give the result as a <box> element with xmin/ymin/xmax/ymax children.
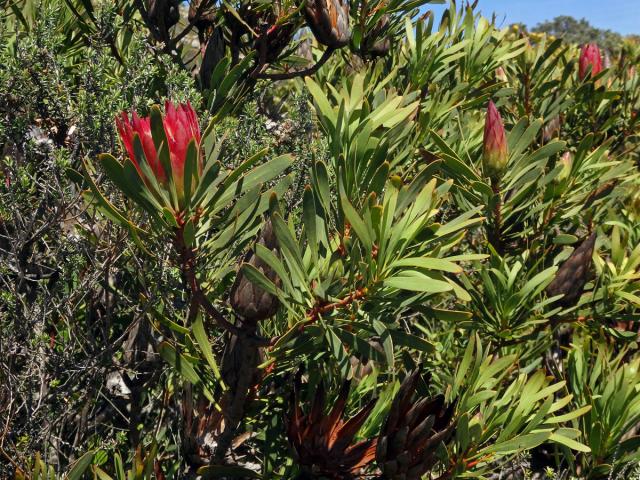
<box><xmin>146</xmin><ymin>0</ymin><xmax>180</xmax><ymax>39</ymax></box>
<box><xmin>188</xmin><ymin>0</ymin><xmax>217</xmax><ymax>34</ymax></box>
<box><xmin>305</xmin><ymin>0</ymin><xmax>351</xmax><ymax>49</ymax></box>
<box><xmin>546</xmin><ymin>231</ymin><xmax>597</xmax><ymax>308</ymax></box>
<box><xmin>361</xmin><ymin>15</ymin><xmax>391</xmax><ymax>59</ymax></box>
<box><xmin>230</xmin><ymin>219</ymin><xmax>281</xmax><ymax>323</ymax></box>
<box><xmin>376</xmin><ymin>370</ymin><xmax>456</xmax><ymax>480</ymax></box>
<box><xmin>286</xmin><ymin>379</ymin><xmax>378</xmax><ymax>479</ymax></box>
<box><xmin>584</xmin><ymin>181</ymin><xmax>617</xmax><ymax>210</ymax></box>
<box><xmin>542</xmin><ymin>116</ymin><xmax>561</xmax><ymax>142</ymax></box>
<box><xmin>200</xmin><ymin>27</ymin><xmax>225</xmax><ymax>90</ymax></box>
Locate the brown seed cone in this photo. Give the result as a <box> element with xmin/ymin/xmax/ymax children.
<box><xmin>188</xmin><ymin>0</ymin><xmax>217</xmax><ymax>34</ymax></box>
<box><xmin>199</xmin><ymin>27</ymin><xmax>225</xmax><ymax>90</ymax></box>
<box><xmin>376</xmin><ymin>370</ymin><xmax>456</xmax><ymax>480</ymax></box>
<box><xmin>146</xmin><ymin>0</ymin><xmax>180</xmax><ymax>39</ymax></box>
<box><xmin>230</xmin><ymin>219</ymin><xmax>281</xmax><ymax>323</ymax></box>
<box><xmin>361</xmin><ymin>14</ymin><xmax>391</xmax><ymax>59</ymax></box>
<box><xmin>223</xmin><ymin>3</ymin><xmax>297</xmax><ymax>63</ymax></box>
<box><xmin>546</xmin><ymin>231</ymin><xmax>597</xmax><ymax>308</ymax></box>
<box><xmin>305</xmin><ymin>0</ymin><xmax>351</xmax><ymax>49</ymax></box>
<box><xmin>286</xmin><ymin>378</ymin><xmax>378</xmax><ymax>479</ymax></box>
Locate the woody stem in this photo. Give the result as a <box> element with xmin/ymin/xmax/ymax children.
<box><xmin>174</xmin><ymin>228</ymin><xmax>270</xmax><ymax>346</ymax></box>
<box><xmin>490</xmin><ymin>178</ymin><xmax>503</xmax><ymax>255</ymax></box>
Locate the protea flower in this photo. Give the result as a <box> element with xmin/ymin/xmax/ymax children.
<box><xmin>482</xmin><ymin>101</ymin><xmax>509</xmax><ymax>179</ymax></box>
<box><xmin>578</xmin><ymin>43</ymin><xmax>603</xmax><ymax>80</ymax></box>
<box><xmin>376</xmin><ymin>370</ymin><xmax>456</xmax><ymax>480</ymax></box>
<box><xmin>116</xmin><ymin>101</ymin><xmax>201</xmax><ymax>203</ymax></box>
<box><xmin>286</xmin><ymin>378</ymin><xmax>377</xmax><ymax>479</ymax></box>
<box><xmin>305</xmin><ymin>0</ymin><xmax>351</xmax><ymax>49</ymax></box>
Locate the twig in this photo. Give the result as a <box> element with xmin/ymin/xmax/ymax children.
<box><xmin>255</xmin><ymin>47</ymin><xmax>335</xmax><ymax>81</ymax></box>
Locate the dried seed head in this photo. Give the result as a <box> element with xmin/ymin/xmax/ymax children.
<box><xmin>305</xmin><ymin>0</ymin><xmax>351</xmax><ymax>49</ymax></box>
<box><xmin>230</xmin><ymin>219</ymin><xmax>281</xmax><ymax>323</ymax></box>
<box><xmin>547</xmin><ymin>232</ymin><xmax>597</xmax><ymax>308</ymax></box>
<box><xmin>377</xmin><ymin>370</ymin><xmax>456</xmax><ymax>480</ymax></box>
<box><xmin>361</xmin><ymin>14</ymin><xmax>391</xmax><ymax>59</ymax></box>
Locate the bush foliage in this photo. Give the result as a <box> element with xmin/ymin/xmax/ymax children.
<box><xmin>1</xmin><ymin>1</ymin><xmax>640</xmax><ymax>479</ymax></box>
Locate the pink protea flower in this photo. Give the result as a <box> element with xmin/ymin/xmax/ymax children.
<box><xmin>579</xmin><ymin>43</ymin><xmax>603</xmax><ymax>80</ymax></box>
<box><xmin>482</xmin><ymin>101</ymin><xmax>509</xmax><ymax>179</ymax></box>
<box><xmin>116</xmin><ymin>101</ymin><xmax>201</xmax><ymax>196</ymax></box>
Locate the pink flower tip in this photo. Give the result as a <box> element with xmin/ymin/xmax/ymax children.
<box><xmin>579</xmin><ymin>43</ymin><xmax>603</xmax><ymax>80</ymax></box>
<box><xmin>483</xmin><ymin>101</ymin><xmax>508</xmax><ymax>179</ymax></box>
<box><xmin>115</xmin><ymin>101</ymin><xmax>202</xmax><ymax>198</ymax></box>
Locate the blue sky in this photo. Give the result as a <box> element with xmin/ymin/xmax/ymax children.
<box><xmin>425</xmin><ymin>0</ymin><xmax>639</xmax><ymax>35</ymax></box>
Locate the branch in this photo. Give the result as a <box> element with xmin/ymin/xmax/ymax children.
<box><xmin>254</xmin><ymin>47</ymin><xmax>335</xmax><ymax>81</ymax></box>
<box><xmin>175</xmin><ymin>231</ymin><xmax>271</xmax><ymax>347</ymax></box>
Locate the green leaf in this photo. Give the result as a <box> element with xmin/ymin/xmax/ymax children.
<box><xmin>485</xmin><ymin>431</ymin><xmax>552</xmax><ymax>454</ymax></box>
<box><xmin>549</xmin><ymin>432</ymin><xmax>591</xmax><ymax>452</ymax></box>
<box><xmin>192</xmin><ymin>315</ymin><xmax>224</xmax><ymax>385</ymax></box>
<box><xmin>384</xmin><ymin>273</ymin><xmax>453</xmax><ymax>293</ymax></box>
<box><xmin>65</xmin><ymin>450</ymin><xmax>95</xmax><ymax>480</ymax></box>
<box><xmin>340</xmin><ymin>194</ymin><xmax>373</xmax><ymax>251</ymax></box>
<box><xmin>391</xmin><ymin>257</ymin><xmax>462</xmax><ymax>273</ymax></box>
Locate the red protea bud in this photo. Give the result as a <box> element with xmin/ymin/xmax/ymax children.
<box><xmin>482</xmin><ymin>101</ymin><xmax>509</xmax><ymax>179</ymax></box>
<box><xmin>116</xmin><ymin>101</ymin><xmax>202</xmax><ymax>202</ymax></box>
<box><xmin>579</xmin><ymin>43</ymin><xmax>603</xmax><ymax>80</ymax></box>
<box><xmin>305</xmin><ymin>0</ymin><xmax>351</xmax><ymax>49</ymax></box>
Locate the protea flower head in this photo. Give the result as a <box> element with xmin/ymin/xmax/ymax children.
<box><xmin>579</xmin><ymin>43</ymin><xmax>603</xmax><ymax>80</ymax></box>
<box><xmin>305</xmin><ymin>0</ymin><xmax>351</xmax><ymax>49</ymax></box>
<box><xmin>482</xmin><ymin>101</ymin><xmax>509</xmax><ymax>179</ymax></box>
<box><xmin>116</xmin><ymin>101</ymin><xmax>201</xmax><ymax>205</ymax></box>
<box><xmin>376</xmin><ymin>370</ymin><xmax>456</xmax><ymax>480</ymax></box>
<box><xmin>286</xmin><ymin>377</ymin><xmax>377</xmax><ymax>479</ymax></box>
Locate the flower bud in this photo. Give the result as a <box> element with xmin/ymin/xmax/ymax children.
<box><xmin>116</xmin><ymin>101</ymin><xmax>202</xmax><ymax>204</ymax></box>
<box><xmin>579</xmin><ymin>43</ymin><xmax>603</xmax><ymax>80</ymax></box>
<box><xmin>482</xmin><ymin>101</ymin><xmax>509</xmax><ymax>179</ymax></box>
<box><xmin>557</xmin><ymin>152</ymin><xmax>573</xmax><ymax>182</ymax></box>
<box><xmin>377</xmin><ymin>370</ymin><xmax>456</xmax><ymax>480</ymax></box>
<box><xmin>495</xmin><ymin>66</ymin><xmax>508</xmax><ymax>83</ymax></box>
<box><xmin>304</xmin><ymin>0</ymin><xmax>351</xmax><ymax>49</ymax></box>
